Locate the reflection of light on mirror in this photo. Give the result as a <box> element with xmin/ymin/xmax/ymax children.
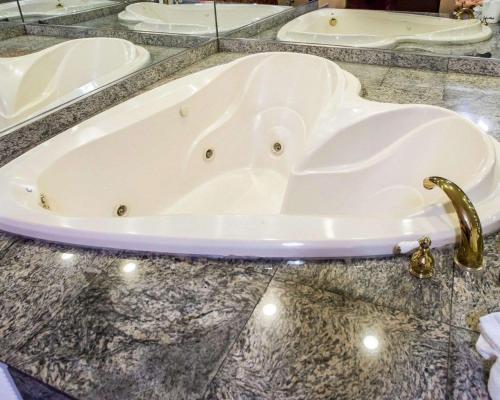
<box><xmin>61</xmin><ymin>253</ymin><xmax>74</xmax><ymax>260</ymax></box>
<box><xmin>262</xmin><ymin>303</ymin><xmax>277</xmax><ymax>316</ymax></box>
<box><xmin>363</xmin><ymin>335</ymin><xmax>379</xmax><ymax>350</ymax></box>
<box><xmin>122</xmin><ymin>262</ymin><xmax>137</xmax><ymax>273</ymax></box>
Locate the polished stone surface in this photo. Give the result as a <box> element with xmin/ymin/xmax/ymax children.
<box><xmin>448</xmin><ymin>327</ymin><xmax>492</xmax><ymax>399</ymax></box>
<box><xmin>10</xmin><ymin>251</ymin><xmax>273</xmax><ymax>399</ymax></box>
<box><xmin>207</xmin><ymin>279</ymin><xmax>450</xmax><ymax>400</ymax></box>
<box><xmin>219</xmin><ymin>37</ymin><xmax>500</xmax><ymax>76</ymax></box>
<box><xmin>0</xmin><ymin>50</ymin><xmax>499</xmax><ymax>399</ymax></box>
<box><xmin>0</xmin><ymin>239</ymin><xmax>109</xmax><ymax>359</ymax></box>
<box><xmin>274</xmin><ymin>246</ymin><xmax>454</xmax><ymax>323</ymax></box>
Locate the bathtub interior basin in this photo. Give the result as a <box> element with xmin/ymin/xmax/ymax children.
<box><xmin>118</xmin><ymin>2</ymin><xmax>291</xmax><ymax>34</ymax></box>
<box><xmin>0</xmin><ymin>52</ymin><xmax>498</xmax><ymax>258</ymax></box>
<box><xmin>277</xmin><ymin>9</ymin><xmax>493</xmax><ymax>48</ymax></box>
<box><xmin>0</xmin><ymin>37</ymin><xmax>150</xmax><ymax>133</ymax></box>
<box><xmin>0</xmin><ymin>0</ymin><xmax>117</xmax><ymax>20</ymax></box>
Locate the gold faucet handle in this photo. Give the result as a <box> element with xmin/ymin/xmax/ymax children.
<box><xmin>409</xmin><ymin>236</ymin><xmax>435</xmax><ymax>279</ymax></box>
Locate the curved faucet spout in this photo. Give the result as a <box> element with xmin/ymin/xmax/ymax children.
<box><xmin>423</xmin><ymin>176</ymin><xmax>484</xmax><ymax>271</ymax></box>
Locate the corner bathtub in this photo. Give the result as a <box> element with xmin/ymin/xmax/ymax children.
<box><xmin>0</xmin><ymin>37</ymin><xmax>150</xmax><ymax>133</ymax></box>
<box><xmin>277</xmin><ymin>9</ymin><xmax>493</xmax><ymax>49</ymax></box>
<box><xmin>0</xmin><ymin>52</ymin><xmax>499</xmax><ymax>258</ymax></box>
<box><xmin>118</xmin><ymin>2</ymin><xmax>291</xmax><ymax>34</ymax></box>
<box><xmin>0</xmin><ymin>0</ymin><xmax>117</xmax><ymax>20</ymax></box>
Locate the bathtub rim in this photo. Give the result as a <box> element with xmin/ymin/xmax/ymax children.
<box><xmin>276</xmin><ymin>8</ymin><xmax>493</xmax><ymax>49</ymax></box>
<box><xmin>0</xmin><ymin>52</ymin><xmax>498</xmax><ymax>258</ymax></box>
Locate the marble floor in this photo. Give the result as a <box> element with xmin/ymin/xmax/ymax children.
<box><xmin>0</xmin><ymin>52</ymin><xmax>499</xmax><ymax>399</ymax></box>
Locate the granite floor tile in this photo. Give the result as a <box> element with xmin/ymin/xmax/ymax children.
<box><xmin>8</xmin><ymin>365</ymin><xmax>73</xmax><ymax>400</ymax></box>
<box><xmin>451</xmin><ymin>232</ymin><xmax>500</xmax><ymax>332</ymax></box>
<box><xmin>0</xmin><ymin>239</ymin><xmax>111</xmax><ymax>360</ymax></box>
<box><xmin>143</xmin><ymin>52</ymin><xmax>245</xmax><ymax>91</ymax></box>
<box><xmin>0</xmin><ymin>229</ymin><xmax>18</xmax><ymax>253</ymax></box>
<box><xmin>448</xmin><ymin>327</ymin><xmax>491</xmax><ymax>399</ymax></box>
<box><xmin>206</xmin><ymin>279</ymin><xmax>450</xmax><ymax>400</ymax></box>
<box><xmin>443</xmin><ymin>88</ymin><xmax>500</xmax><ymax>141</ymax></box>
<box><xmin>363</xmin><ymin>84</ymin><xmax>445</xmax><ymax>106</ymax></box>
<box><xmin>13</xmin><ymin>254</ymin><xmax>272</xmax><ymax>399</ymax></box>
<box><xmin>273</xmin><ymin>245</ymin><xmax>454</xmax><ymax>323</ymax></box>
<box><xmin>336</xmin><ymin>61</ymin><xmax>390</xmax><ymax>87</ymax></box>
<box><xmin>381</xmin><ymin>66</ymin><xmax>447</xmax><ymax>89</ymax></box>
<box><xmin>444</xmin><ymin>72</ymin><xmax>500</xmax><ymax>93</ymax></box>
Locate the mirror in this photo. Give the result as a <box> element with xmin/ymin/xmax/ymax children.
<box><xmin>17</xmin><ymin>0</ymin><xmax>218</xmax><ymax>37</ymax></box>
<box><xmin>215</xmin><ymin>0</ymin><xmax>500</xmax><ymax>59</ymax></box>
<box><xmin>0</xmin><ymin>0</ymin><xmax>23</xmax><ymax>23</ymax></box>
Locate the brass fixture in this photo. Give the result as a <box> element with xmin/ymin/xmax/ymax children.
<box><xmin>40</xmin><ymin>194</ymin><xmax>50</xmax><ymax>210</ymax></box>
<box><xmin>409</xmin><ymin>236</ymin><xmax>435</xmax><ymax>279</ymax></box>
<box><xmin>329</xmin><ymin>17</ymin><xmax>337</xmax><ymax>27</ymax></box>
<box><xmin>453</xmin><ymin>6</ymin><xmax>475</xmax><ymax>20</ymax></box>
<box><xmin>481</xmin><ymin>16</ymin><xmax>495</xmax><ymax>25</ymax></box>
<box><xmin>423</xmin><ymin>176</ymin><xmax>484</xmax><ymax>271</ymax></box>
<box><xmin>272</xmin><ymin>142</ymin><xmax>283</xmax><ymax>154</ymax></box>
<box><xmin>204</xmin><ymin>148</ymin><xmax>214</xmax><ymax>160</ymax></box>
<box><xmin>115</xmin><ymin>204</ymin><xmax>128</xmax><ymax>217</ymax></box>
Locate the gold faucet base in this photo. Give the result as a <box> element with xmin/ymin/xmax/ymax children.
<box><xmin>454</xmin><ymin>256</ymin><xmax>484</xmax><ymax>273</ymax></box>
<box><xmin>409</xmin><ymin>236</ymin><xmax>435</xmax><ymax>279</ymax></box>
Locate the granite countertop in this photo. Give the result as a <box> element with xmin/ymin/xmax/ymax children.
<box><xmin>0</xmin><ymin>52</ymin><xmax>499</xmax><ymax>399</ymax></box>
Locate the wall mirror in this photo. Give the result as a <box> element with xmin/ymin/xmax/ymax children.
<box><xmin>214</xmin><ymin>0</ymin><xmax>500</xmax><ymax>59</ymax></box>
<box><xmin>16</xmin><ymin>0</ymin><xmax>218</xmax><ymax>37</ymax></box>
<box><xmin>0</xmin><ymin>0</ymin><xmax>23</xmax><ymax>22</ymax></box>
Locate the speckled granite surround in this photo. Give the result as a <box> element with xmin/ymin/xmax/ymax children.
<box><xmin>0</xmin><ymin>39</ymin><xmax>217</xmax><ymax>167</ymax></box>
<box><xmin>0</xmin><ymin>53</ymin><xmax>498</xmax><ymax>399</ymax></box>
<box><xmin>0</xmin><ymin>22</ymin><xmax>24</xmax><ymax>40</ymax></box>
<box><xmin>222</xmin><ymin>1</ymin><xmax>318</xmax><ymax>39</ymax></box>
<box><xmin>25</xmin><ymin>22</ymin><xmax>211</xmax><ymax>48</ymax></box>
<box><xmin>219</xmin><ymin>37</ymin><xmax>500</xmax><ymax>77</ymax></box>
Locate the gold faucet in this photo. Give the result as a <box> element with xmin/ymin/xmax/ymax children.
<box><xmin>423</xmin><ymin>176</ymin><xmax>484</xmax><ymax>271</ymax></box>
<box><xmin>453</xmin><ymin>6</ymin><xmax>476</xmax><ymax>20</ymax></box>
<box><xmin>409</xmin><ymin>236</ymin><xmax>435</xmax><ymax>279</ymax></box>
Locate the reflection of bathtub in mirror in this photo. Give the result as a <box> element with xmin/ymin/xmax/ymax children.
<box><xmin>277</xmin><ymin>9</ymin><xmax>493</xmax><ymax>49</ymax></box>
<box><xmin>118</xmin><ymin>2</ymin><xmax>291</xmax><ymax>34</ymax></box>
<box><xmin>0</xmin><ymin>38</ymin><xmax>150</xmax><ymax>133</ymax></box>
<box><xmin>0</xmin><ymin>0</ymin><xmax>117</xmax><ymax>20</ymax></box>
<box><xmin>0</xmin><ymin>52</ymin><xmax>498</xmax><ymax>258</ymax></box>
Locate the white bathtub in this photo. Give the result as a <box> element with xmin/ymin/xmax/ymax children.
<box><xmin>118</xmin><ymin>2</ymin><xmax>291</xmax><ymax>34</ymax></box>
<box><xmin>277</xmin><ymin>9</ymin><xmax>493</xmax><ymax>48</ymax></box>
<box><xmin>0</xmin><ymin>37</ymin><xmax>150</xmax><ymax>133</ymax></box>
<box><xmin>0</xmin><ymin>52</ymin><xmax>498</xmax><ymax>258</ymax></box>
<box><xmin>0</xmin><ymin>0</ymin><xmax>117</xmax><ymax>20</ymax></box>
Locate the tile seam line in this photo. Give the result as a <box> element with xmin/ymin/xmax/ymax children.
<box><xmin>200</xmin><ymin>265</ymin><xmax>279</xmax><ymax>399</ymax></box>
<box><xmin>445</xmin><ymin>263</ymin><xmax>457</xmax><ymax>394</ymax></box>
